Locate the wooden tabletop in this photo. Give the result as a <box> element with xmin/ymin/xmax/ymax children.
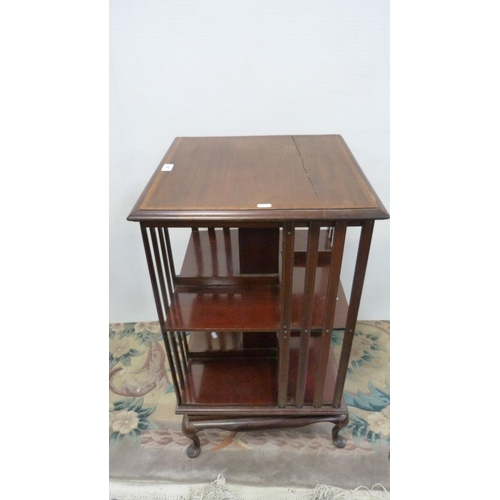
<box><xmin>128</xmin><ymin>135</ymin><xmax>388</xmax><ymax>222</ymax></box>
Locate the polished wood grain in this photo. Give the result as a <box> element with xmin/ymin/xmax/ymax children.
<box><xmin>291</xmin><ymin>135</ymin><xmax>382</xmax><ymax>214</ymax></box>
<box><xmin>128</xmin><ymin>135</ymin><xmax>389</xmax><ymax>221</ymax></box>
<box><xmin>163</xmin><ymin>266</ymin><xmax>349</xmax><ymax>332</ymax></box>
<box><xmin>138</xmin><ymin>136</ymin><xmax>320</xmax><ymax>214</ymax></box>
<box><xmin>181</xmin><ymin>357</ymin><xmax>278</xmax><ymax>406</ymax></box>
<box><xmin>177</xmin><ymin>335</ymin><xmax>338</xmax><ymax>409</ymax></box>
<box><xmin>165</xmin><ymin>284</ymin><xmax>280</xmax><ymax>332</ymax></box>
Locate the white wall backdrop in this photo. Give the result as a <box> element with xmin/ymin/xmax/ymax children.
<box><xmin>109</xmin><ymin>0</ymin><xmax>390</xmax><ymax>323</ymax></box>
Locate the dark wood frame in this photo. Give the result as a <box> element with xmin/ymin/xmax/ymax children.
<box><xmin>128</xmin><ymin>135</ymin><xmax>388</xmax><ymax>458</ymax></box>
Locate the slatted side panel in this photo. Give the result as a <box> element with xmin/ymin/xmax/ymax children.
<box><xmin>140</xmin><ymin>223</ymin><xmax>187</xmax><ymax>404</ymax></box>
<box><xmin>277</xmin><ymin>221</ymin><xmax>374</xmax><ymax>410</ymax></box>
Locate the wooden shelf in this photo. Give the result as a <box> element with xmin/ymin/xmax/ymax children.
<box><xmin>177</xmin><ymin>336</ymin><xmax>338</xmax><ymax>411</ymax></box>
<box><xmin>179</xmin><ymin>227</ymin><xmax>335</xmax><ymax>280</ymax></box>
<box><xmin>165</xmin><ymin>284</ymin><xmax>280</xmax><ymax>332</ymax></box>
<box><xmin>188</xmin><ymin>331</ymin><xmax>277</xmax><ymax>358</ymax></box>
<box><xmin>165</xmin><ymin>269</ymin><xmax>347</xmax><ymax>332</ymax></box>
<box><xmin>165</xmin><ymin>228</ymin><xmax>348</xmax><ymax>332</ymax></box>
<box><xmin>181</xmin><ymin>357</ymin><xmax>278</xmax><ymax>406</ymax></box>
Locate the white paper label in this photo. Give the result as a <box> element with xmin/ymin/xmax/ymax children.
<box><xmin>257</xmin><ymin>203</ymin><xmax>272</xmax><ymax>208</ymax></box>
<box><xmin>162</xmin><ymin>164</ymin><xmax>174</xmax><ymax>171</ymax></box>
<box><xmin>211</xmin><ymin>332</ymin><xmax>218</xmax><ymax>339</ymax></box>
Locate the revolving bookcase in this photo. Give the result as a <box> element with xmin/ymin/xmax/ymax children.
<box><xmin>128</xmin><ymin>135</ymin><xmax>389</xmax><ymax>457</ymax></box>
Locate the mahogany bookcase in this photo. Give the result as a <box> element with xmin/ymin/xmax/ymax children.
<box><xmin>128</xmin><ymin>135</ymin><xmax>389</xmax><ymax>457</ymax></box>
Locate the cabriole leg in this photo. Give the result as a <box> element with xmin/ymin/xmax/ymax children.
<box><xmin>182</xmin><ymin>415</ymin><xmax>201</xmax><ymax>458</ymax></box>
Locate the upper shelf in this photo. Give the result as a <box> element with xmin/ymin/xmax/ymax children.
<box><xmin>164</xmin><ymin>228</ymin><xmax>348</xmax><ymax>332</ymax></box>
<box><xmin>164</xmin><ymin>274</ymin><xmax>347</xmax><ymax>332</ymax></box>
<box><xmin>165</xmin><ymin>284</ymin><xmax>280</xmax><ymax>332</ymax></box>
<box><xmin>179</xmin><ymin>227</ymin><xmax>335</xmax><ymax>280</ymax></box>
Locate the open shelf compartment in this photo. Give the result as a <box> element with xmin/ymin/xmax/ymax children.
<box><xmin>164</xmin><ymin>227</ymin><xmax>348</xmax><ymax>332</ymax></box>
<box><xmin>171</xmin><ymin>333</ymin><xmax>341</xmax><ymax>413</ymax></box>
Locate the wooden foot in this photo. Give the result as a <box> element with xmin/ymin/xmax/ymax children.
<box><xmin>332</xmin><ymin>413</ymin><xmax>348</xmax><ymax>448</ymax></box>
<box><xmin>186</xmin><ymin>437</ymin><xmax>201</xmax><ymax>458</ymax></box>
<box><xmin>182</xmin><ymin>415</ymin><xmax>201</xmax><ymax>458</ymax></box>
<box><xmin>332</xmin><ymin>427</ymin><xmax>346</xmax><ymax>448</ymax></box>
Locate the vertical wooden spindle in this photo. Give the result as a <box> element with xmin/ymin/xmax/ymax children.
<box><xmin>277</xmin><ymin>222</ymin><xmax>295</xmax><ymax>407</ymax></box>
<box><xmin>295</xmin><ymin>222</ymin><xmax>321</xmax><ymax>407</ymax></box>
<box><xmin>332</xmin><ymin>220</ymin><xmax>374</xmax><ymax>408</ymax></box>
<box><xmin>313</xmin><ymin>221</ymin><xmax>347</xmax><ymax>407</ymax></box>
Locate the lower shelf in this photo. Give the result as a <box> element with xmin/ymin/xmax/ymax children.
<box><xmin>177</xmin><ymin>334</ymin><xmax>340</xmax><ymax>413</ymax></box>
<box><xmin>188</xmin><ymin>331</ymin><xmax>278</xmax><ymax>357</ymax></box>
<box><xmin>181</xmin><ymin>357</ymin><xmax>278</xmax><ymax>406</ymax></box>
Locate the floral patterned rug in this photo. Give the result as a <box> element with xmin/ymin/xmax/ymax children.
<box><xmin>109</xmin><ymin>321</ymin><xmax>390</xmax><ymax>490</ymax></box>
